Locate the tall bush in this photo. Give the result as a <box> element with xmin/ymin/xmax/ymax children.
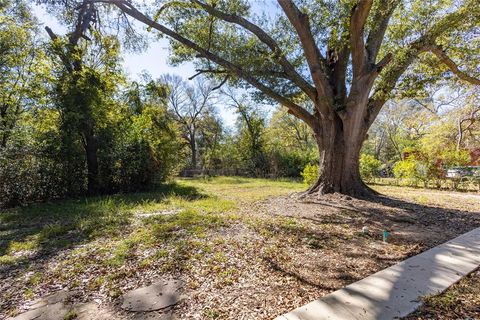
<box><xmin>301</xmin><ymin>163</ymin><xmax>319</xmax><ymax>186</ymax></box>
<box><xmin>393</xmin><ymin>158</ymin><xmax>417</xmax><ymax>185</ymax></box>
<box><xmin>359</xmin><ymin>154</ymin><xmax>381</xmax><ymax>182</ymax></box>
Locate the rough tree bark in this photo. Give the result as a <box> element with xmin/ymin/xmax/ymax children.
<box><xmin>308</xmin><ymin>116</ymin><xmax>372</xmax><ymax>197</ymax></box>
<box><xmin>87</xmin><ymin>0</ymin><xmax>479</xmax><ymax>197</ymax></box>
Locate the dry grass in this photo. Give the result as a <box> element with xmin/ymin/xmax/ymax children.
<box><xmin>1</xmin><ymin>177</ymin><xmax>479</xmax><ymax>319</ymax></box>
<box><xmin>404</xmin><ymin>268</ymin><xmax>480</xmax><ymax>319</ymax></box>
<box><xmin>372</xmin><ymin>184</ymin><xmax>480</xmax><ymax>212</ymax></box>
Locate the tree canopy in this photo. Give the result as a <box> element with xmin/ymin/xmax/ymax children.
<box><xmin>1</xmin><ymin>0</ymin><xmax>478</xmax><ymax>204</ymax></box>
<box><xmin>43</xmin><ymin>0</ymin><xmax>477</xmax><ymax>196</ymax></box>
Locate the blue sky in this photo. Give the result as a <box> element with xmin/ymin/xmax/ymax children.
<box><xmin>32</xmin><ymin>4</ymin><xmax>241</xmax><ymax>127</ymax></box>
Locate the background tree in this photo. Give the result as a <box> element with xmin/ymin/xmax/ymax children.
<box><xmin>0</xmin><ymin>0</ymin><xmax>48</xmax><ymax>148</ymax></box>
<box><xmin>418</xmin><ymin>88</ymin><xmax>479</xmax><ymax>164</ymax></box>
<box><xmin>266</xmin><ymin>105</ymin><xmax>317</xmax><ymax>177</ymax></box>
<box><xmin>453</xmin><ymin>89</ymin><xmax>479</xmax><ymax>150</ymax></box>
<box><xmin>364</xmin><ymin>99</ymin><xmax>434</xmax><ymax>162</ymax></box>
<box><xmin>196</xmin><ymin>109</ymin><xmax>224</xmax><ymax>170</ymax></box>
<box><xmin>66</xmin><ymin>0</ymin><xmax>479</xmax><ymax>196</ymax></box>
<box><xmin>45</xmin><ymin>3</ymin><xmax>108</xmax><ymax>194</ymax></box>
<box><xmin>48</xmin><ymin>31</ymin><xmax>123</xmax><ymax>194</ymax></box>
<box><xmin>121</xmin><ymin>75</ymin><xmax>185</xmax><ymax>187</ymax></box>
<box><xmin>361</xmin><ymin>84</ymin><xmax>478</xmax><ymax>188</ymax></box>
<box><xmin>225</xmin><ymin>89</ymin><xmax>268</xmax><ymax>176</ymax></box>
<box><xmin>268</xmin><ymin>106</ymin><xmax>316</xmax><ymax>153</ymax></box>
<box><xmin>0</xmin><ymin>0</ymin><xmax>186</xmax><ymax>207</ymax></box>
<box><xmin>162</xmin><ymin>74</ymin><xmax>217</xmax><ymax>169</ymax></box>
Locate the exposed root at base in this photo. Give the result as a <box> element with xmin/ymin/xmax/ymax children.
<box><xmin>297</xmin><ymin>182</ymin><xmax>379</xmax><ymax>201</ymax></box>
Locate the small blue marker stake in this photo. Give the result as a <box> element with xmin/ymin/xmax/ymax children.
<box><xmin>383</xmin><ymin>230</ymin><xmax>390</xmax><ymax>243</ymax></box>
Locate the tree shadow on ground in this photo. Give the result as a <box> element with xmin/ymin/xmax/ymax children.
<box><xmin>280</xmin><ymin>233</ymin><xmax>480</xmax><ymax>320</ymax></box>
<box><xmin>2</xmin><ymin>184</ymin><xmax>479</xmax><ymax>319</ymax></box>
<box><xmin>0</xmin><ymin>182</ymin><xmax>206</xmax><ymax>276</ymax></box>
<box><xmin>264</xmin><ymin>257</ymin><xmax>339</xmax><ymax>291</ymax></box>
<box><xmin>259</xmin><ymin>192</ymin><xmax>480</xmax><ymax>300</ymax></box>
<box><xmin>371</xmin><ymin>195</ymin><xmax>480</xmax><ymax>240</ymax></box>
<box><xmin>301</xmin><ymin>194</ymin><xmax>480</xmax><ymax>241</ymax></box>
<box><xmin>370</xmin><ymin>180</ymin><xmax>480</xmax><ymax>194</ymax></box>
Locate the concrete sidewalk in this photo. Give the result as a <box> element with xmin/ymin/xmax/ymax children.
<box><xmin>275</xmin><ymin>227</ymin><xmax>480</xmax><ymax>320</ymax></box>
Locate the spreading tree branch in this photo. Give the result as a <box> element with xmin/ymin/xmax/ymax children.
<box><xmin>188</xmin><ymin>68</ymin><xmax>226</xmax><ymax>80</ymax></box>
<box><xmin>349</xmin><ymin>0</ymin><xmax>373</xmax><ymax>78</ymax></box>
<box><xmin>46</xmin><ymin>0</ymin><xmax>98</xmax><ymax>73</ymax></box>
<box><xmin>366</xmin><ymin>0</ymin><xmax>479</xmax><ymax>128</ymax></box>
<box><xmin>374</xmin><ymin>53</ymin><xmax>393</xmax><ymax>72</ymax></box>
<box><xmin>366</xmin><ymin>0</ymin><xmax>399</xmax><ymax>65</ymax></box>
<box><xmin>190</xmin><ymin>0</ymin><xmax>317</xmax><ymax>101</ymax></box>
<box><xmin>277</xmin><ymin>0</ymin><xmax>333</xmax><ymax>115</ymax></box>
<box><xmin>457</xmin><ymin>106</ymin><xmax>480</xmax><ymax>149</ymax></box>
<box><xmin>366</xmin><ymin>43</ymin><xmax>426</xmax><ymax>128</ymax></box>
<box><xmin>211</xmin><ymin>75</ymin><xmax>229</xmax><ymax>91</ymax></box>
<box><xmin>70</xmin><ymin>1</ymin><xmax>96</xmax><ymax>46</ymax></box>
<box><xmin>426</xmin><ymin>44</ymin><xmax>480</xmax><ymax>85</ymax></box>
<box><xmin>100</xmin><ymin>0</ymin><xmax>317</xmax><ymax>127</ymax></box>
<box><xmin>45</xmin><ymin>26</ymin><xmax>74</xmax><ymax>73</ymax></box>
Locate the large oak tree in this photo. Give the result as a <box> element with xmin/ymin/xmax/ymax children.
<box><xmin>47</xmin><ymin>0</ymin><xmax>479</xmax><ymax>196</ymax></box>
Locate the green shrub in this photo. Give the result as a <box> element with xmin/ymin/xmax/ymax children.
<box><xmin>359</xmin><ymin>154</ymin><xmax>381</xmax><ymax>182</ymax></box>
<box><xmin>0</xmin><ymin>106</ymin><xmax>183</xmax><ymax>208</ymax></box>
<box><xmin>268</xmin><ymin>150</ymin><xmax>317</xmax><ymax>178</ymax></box>
<box><xmin>301</xmin><ymin>163</ymin><xmax>319</xmax><ymax>186</ymax></box>
<box><xmin>393</xmin><ymin>158</ymin><xmax>417</xmax><ymax>180</ymax></box>
<box><xmin>393</xmin><ymin>157</ymin><xmax>431</xmax><ymax>187</ymax></box>
<box><xmin>441</xmin><ymin>150</ymin><xmax>470</xmax><ymax>167</ymax></box>
<box><xmin>0</xmin><ymin>145</ymin><xmax>84</xmax><ymax>207</ymax></box>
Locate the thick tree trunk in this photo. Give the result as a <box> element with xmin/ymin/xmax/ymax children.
<box><xmin>307</xmin><ymin>112</ymin><xmax>376</xmax><ymax>198</ymax></box>
<box><xmin>83</xmin><ymin>128</ymin><xmax>99</xmax><ymax>195</ymax></box>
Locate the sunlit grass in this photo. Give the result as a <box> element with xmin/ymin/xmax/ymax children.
<box><xmin>0</xmin><ymin>176</ymin><xmax>306</xmax><ymax>316</ymax></box>
<box><xmin>3</xmin><ymin>175</ymin><xmax>477</xmax><ymax>318</ymax></box>
<box><xmin>178</xmin><ymin>176</ymin><xmax>304</xmax><ymax>202</ymax></box>
<box><xmin>5</xmin><ymin>177</ymin><xmax>475</xmax><ymax>273</ymax></box>
<box><xmin>0</xmin><ymin>176</ymin><xmax>302</xmax><ymax>273</ymax></box>
<box><xmin>371</xmin><ymin>184</ymin><xmax>480</xmax><ymax>211</ymax></box>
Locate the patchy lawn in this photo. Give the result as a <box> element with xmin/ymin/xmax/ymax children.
<box><xmin>404</xmin><ymin>268</ymin><xmax>480</xmax><ymax>319</ymax></box>
<box><xmin>1</xmin><ymin>177</ymin><xmax>479</xmax><ymax>319</ymax></box>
